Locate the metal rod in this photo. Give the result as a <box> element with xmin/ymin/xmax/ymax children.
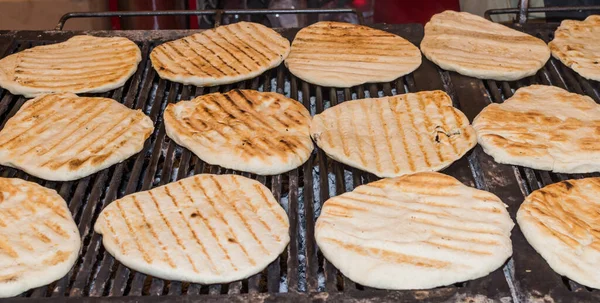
<box><xmin>55</xmin><ymin>8</ymin><xmax>363</xmax><ymax>30</ymax></box>
<box><xmin>484</xmin><ymin>5</ymin><xmax>600</xmax><ymax>21</ymax></box>
<box><xmin>518</xmin><ymin>0</ymin><xmax>530</xmax><ymax>24</ymax></box>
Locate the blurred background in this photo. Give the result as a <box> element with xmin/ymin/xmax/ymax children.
<box><xmin>0</xmin><ymin>0</ymin><xmax>598</xmax><ymax>30</ymax></box>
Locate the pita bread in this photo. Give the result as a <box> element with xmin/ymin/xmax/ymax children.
<box><xmin>150</xmin><ymin>22</ymin><xmax>290</xmax><ymax>87</ymax></box>
<box><xmin>95</xmin><ymin>174</ymin><xmax>289</xmax><ymax>284</ymax></box>
<box><xmin>473</xmin><ymin>85</ymin><xmax>600</xmax><ymax>174</ymax></box>
<box><xmin>310</xmin><ymin>90</ymin><xmax>476</xmax><ymax>178</ymax></box>
<box><xmin>0</xmin><ymin>177</ymin><xmax>80</xmax><ymax>297</ymax></box>
<box><xmin>0</xmin><ymin>35</ymin><xmax>141</xmax><ymax>98</ymax></box>
<box><xmin>164</xmin><ymin>89</ymin><xmax>313</xmax><ymax>175</ymax></box>
<box><xmin>549</xmin><ymin>15</ymin><xmax>600</xmax><ymax>81</ymax></box>
<box><xmin>517</xmin><ymin>178</ymin><xmax>600</xmax><ymax>289</ymax></box>
<box><xmin>0</xmin><ymin>93</ymin><xmax>154</xmax><ymax>181</ymax></box>
<box><xmin>285</xmin><ymin>21</ymin><xmax>421</xmax><ymax>87</ymax></box>
<box><xmin>316</xmin><ymin>172</ymin><xmax>514</xmax><ymax>290</ymax></box>
<box><xmin>421</xmin><ymin>10</ymin><xmax>550</xmax><ymax>81</ymax></box>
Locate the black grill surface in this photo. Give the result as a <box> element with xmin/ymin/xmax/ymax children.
<box><xmin>0</xmin><ymin>23</ymin><xmax>598</xmax><ymax>302</ymax></box>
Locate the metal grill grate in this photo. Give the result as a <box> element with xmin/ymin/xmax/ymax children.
<box><xmin>0</xmin><ymin>22</ymin><xmax>599</xmax><ymax>302</ymax></box>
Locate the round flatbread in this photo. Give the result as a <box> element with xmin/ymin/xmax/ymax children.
<box><xmin>285</xmin><ymin>21</ymin><xmax>421</xmax><ymax>87</ymax></box>
<box><xmin>517</xmin><ymin>178</ymin><xmax>600</xmax><ymax>289</ymax></box>
<box><xmin>549</xmin><ymin>15</ymin><xmax>600</xmax><ymax>81</ymax></box>
<box><xmin>0</xmin><ymin>35</ymin><xmax>141</xmax><ymax>97</ymax></box>
<box><xmin>95</xmin><ymin>174</ymin><xmax>290</xmax><ymax>284</ymax></box>
<box><xmin>150</xmin><ymin>22</ymin><xmax>290</xmax><ymax>87</ymax></box>
<box><xmin>164</xmin><ymin>89</ymin><xmax>313</xmax><ymax>175</ymax></box>
<box><xmin>421</xmin><ymin>10</ymin><xmax>550</xmax><ymax>81</ymax></box>
<box><xmin>0</xmin><ymin>178</ymin><xmax>80</xmax><ymax>297</ymax></box>
<box><xmin>315</xmin><ymin>172</ymin><xmax>514</xmax><ymax>290</ymax></box>
<box><xmin>310</xmin><ymin>90</ymin><xmax>476</xmax><ymax>178</ymax></box>
<box><xmin>473</xmin><ymin>85</ymin><xmax>600</xmax><ymax>174</ymax></box>
<box><xmin>0</xmin><ymin>93</ymin><xmax>154</xmax><ymax>181</ymax></box>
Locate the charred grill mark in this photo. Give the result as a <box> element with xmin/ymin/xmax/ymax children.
<box><xmin>235</xmin><ymin>24</ymin><xmax>279</xmax><ymax>58</ymax></box>
<box><xmin>207</xmin><ymin>32</ymin><xmax>254</xmax><ymax>72</ymax></box>
<box><xmin>167</xmin><ymin>41</ymin><xmax>214</xmax><ymax>76</ymax></box>
<box><xmin>248</xmin><ymin>24</ymin><xmax>288</xmax><ymax>52</ymax></box>
<box><xmin>103</xmin><ymin>212</ymin><xmax>128</xmax><ymax>256</ymax></box>
<box><xmin>115</xmin><ymin>201</ymin><xmax>152</xmax><ymax>264</ymax></box>
<box><xmin>148</xmin><ymin>191</ymin><xmax>199</xmax><ymax>273</ymax></box>
<box><xmin>132</xmin><ymin>197</ymin><xmax>176</xmax><ymax>268</ymax></box>
<box><xmin>360</xmin><ymin>101</ymin><xmax>382</xmax><ymax>172</ymax></box>
<box><xmin>199</xmin><ymin>177</ymin><xmax>256</xmax><ymax>266</ymax></box>
<box><xmin>0</xmin><ymin>234</ymin><xmax>18</xmax><ymax>257</ymax></box>
<box><xmin>215</xmin><ymin>31</ymin><xmax>262</xmax><ymax>67</ymax></box>
<box><xmin>418</xmin><ymin>95</ymin><xmax>444</xmax><ymax>163</ymax></box>
<box><xmin>223</xmin><ymin>26</ymin><xmax>271</xmax><ymax>61</ymax></box>
<box><xmin>404</xmin><ymin>95</ymin><xmax>431</xmax><ymax>168</ymax></box>
<box><xmin>563</xmin><ymin>181</ymin><xmax>574</xmax><ymax>190</ymax></box>
<box><xmin>377</xmin><ymin>100</ymin><xmax>399</xmax><ymax>173</ymax></box>
<box><xmin>411</xmin><ymin>217</ymin><xmax>503</xmax><ymax>236</ymax></box>
<box><xmin>253</xmin><ymin>184</ymin><xmax>287</xmax><ymax>226</ymax></box>
<box><xmin>30</xmin><ymin>225</ymin><xmax>51</xmax><ymax>243</ymax></box>
<box><xmin>186</xmin><ymin>37</ymin><xmax>238</xmax><ymax>75</ymax></box>
<box><xmin>422</xmin><ymin>240</ymin><xmax>491</xmax><ymax>255</ymax></box>
<box><xmin>334</xmin><ymin>106</ymin><xmax>350</xmax><ymax>158</ymax></box>
<box><xmin>43</xmin><ymin>220</ymin><xmax>69</xmax><ymax>238</ymax></box>
<box><xmin>33</xmin><ymin>196</ymin><xmax>68</xmax><ymax>219</ymax></box>
<box><xmin>170</xmin><ymin>184</ymin><xmax>219</xmax><ymax>273</ymax></box>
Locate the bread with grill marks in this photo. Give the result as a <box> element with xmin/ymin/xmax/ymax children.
<box><xmin>310</xmin><ymin>90</ymin><xmax>476</xmax><ymax>178</ymax></box>
<box><xmin>164</xmin><ymin>89</ymin><xmax>313</xmax><ymax>175</ymax></box>
<box><xmin>473</xmin><ymin>85</ymin><xmax>600</xmax><ymax>173</ymax></box>
<box><xmin>0</xmin><ymin>93</ymin><xmax>154</xmax><ymax>181</ymax></box>
<box><xmin>95</xmin><ymin>174</ymin><xmax>289</xmax><ymax>284</ymax></box>
<box><xmin>0</xmin><ymin>35</ymin><xmax>141</xmax><ymax>98</ymax></box>
<box><xmin>285</xmin><ymin>21</ymin><xmax>421</xmax><ymax>87</ymax></box>
<box><xmin>518</xmin><ymin>178</ymin><xmax>600</xmax><ymax>289</ymax></box>
<box><xmin>0</xmin><ymin>178</ymin><xmax>80</xmax><ymax>297</ymax></box>
<box><xmin>549</xmin><ymin>15</ymin><xmax>600</xmax><ymax>81</ymax></box>
<box><xmin>150</xmin><ymin>22</ymin><xmax>290</xmax><ymax>86</ymax></box>
<box><xmin>421</xmin><ymin>10</ymin><xmax>550</xmax><ymax>81</ymax></box>
<box><xmin>315</xmin><ymin>172</ymin><xmax>514</xmax><ymax>289</ymax></box>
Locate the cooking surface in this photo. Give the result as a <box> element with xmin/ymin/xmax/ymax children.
<box><xmin>0</xmin><ymin>23</ymin><xmax>598</xmax><ymax>302</ymax></box>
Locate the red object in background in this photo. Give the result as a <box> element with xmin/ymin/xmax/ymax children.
<box><xmin>373</xmin><ymin>0</ymin><xmax>460</xmax><ymax>25</ymax></box>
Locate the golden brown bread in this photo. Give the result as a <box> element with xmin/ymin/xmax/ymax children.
<box><xmin>285</xmin><ymin>21</ymin><xmax>422</xmax><ymax>87</ymax></box>
<box><xmin>150</xmin><ymin>22</ymin><xmax>290</xmax><ymax>86</ymax></box>
<box><xmin>549</xmin><ymin>15</ymin><xmax>600</xmax><ymax>81</ymax></box>
<box><xmin>0</xmin><ymin>93</ymin><xmax>154</xmax><ymax>181</ymax></box>
<box><xmin>0</xmin><ymin>35</ymin><xmax>141</xmax><ymax>97</ymax></box>
<box><xmin>164</xmin><ymin>89</ymin><xmax>313</xmax><ymax>175</ymax></box>
<box><xmin>517</xmin><ymin>178</ymin><xmax>600</xmax><ymax>288</ymax></box>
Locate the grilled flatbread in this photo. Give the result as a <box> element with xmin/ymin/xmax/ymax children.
<box><xmin>95</xmin><ymin>174</ymin><xmax>289</xmax><ymax>284</ymax></box>
<box><xmin>0</xmin><ymin>93</ymin><xmax>154</xmax><ymax>181</ymax></box>
<box><xmin>549</xmin><ymin>15</ymin><xmax>600</xmax><ymax>81</ymax></box>
<box><xmin>0</xmin><ymin>178</ymin><xmax>80</xmax><ymax>297</ymax></box>
<box><xmin>0</xmin><ymin>35</ymin><xmax>141</xmax><ymax>98</ymax></box>
<box><xmin>164</xmin><ymin>89</ymin><xmax>312</xmax><ymax>175</ymax></box>
<box><xmin>316</xmin><ymin>172</ymin><xmax>514</xmax><ymax>289</ymax></box>
<box><xmin>421</xmin><ymin>10</ymin><xmax>550</xmax><ymax>81</ymax></box>
<box><xmin>473</xmin><ymin>85</ymin><xmax>600</xmax><ymax>173</ymax></box>
<box><xmin>285</xmin><ymin>21</ymin><xmax>421</xmax><ymax>87</ymax></box>
<box><xmin>310</xmin><ymin>90</ymin><xmax>476</xmax><ymax>178</ymax></box>
<box><xmin>150</xmin><ymin>22</ymin><xmax>290</xmax><ymax>86</ymax></box>
<box><xmin>517</xmin><ymin>178</ymin><xmax>600</xmax><ymax>289</ymax></box>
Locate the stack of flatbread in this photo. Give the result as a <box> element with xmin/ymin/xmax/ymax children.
<box><xmin>150</xmin><ymin>22</ymin><xmax>290</xmax><ymax>86</ymax></box>
<box><xmin>518</xmin><ymin>178</ymin><xmax>600</xmax><ymax>289</ymax></box>
<box><xmin>164</xmin><ymin>89</ymin><xmax>313</xmax><ymax>175</ymax></box>
<box><xmin>316</xmin><ymin>172</ymin><xmax>514</xmax><ymax>289</ymax></box>
<box><xmin>310</xmin><ymin>90</ymin><xmax>476</xmax><ymax>177</ymax></box>
<box><xmin>0</xmin><ymin>93</ymin><xmax>154</xmax><ymax>181</ymax></box>
<box><xmin>0</xmin><ymin>35</ymin><xmax>141</xmax><ymax>97</ymax></box>
<box><xmin>421</xmin><ymin>10</ymin><xmax>550</xmax><ymax>81</ymax></box>
<box><xmin>286</xmin><ymin>21</ymin><xmax>422</xmax><ymax>87</ymax></box>
<box><xmin>473</xmin><ymin>85</ymin><xmax>600</xmax><ymax>173</ymax></box>
<box><xmin>549</xmin><ymin>15</ymin><xmax>600</xmax><ymax>81</ymax></box>
<box><xmin>95</xmin><ymin>174</ymin><xmax>289</xmax><ymax>283</ymax></box>
<box><xmin>0</xmin><ymin>178</ymin><xmax>80</xmax><ymax>297</ymax></box>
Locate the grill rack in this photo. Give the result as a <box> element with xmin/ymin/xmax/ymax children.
<box><xmin>0</xmin><ymin>20</ymin><xmax>599</xmax><ymax>303</ymax></box>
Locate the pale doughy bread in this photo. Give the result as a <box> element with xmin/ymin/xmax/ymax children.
<box><xmin>95</xmin><ymin>174</ymin><xmax>289</xmax><ymax>284</ymax></box>
<box><xmin>310</xmin><ymin>90</ymin><xmax>476</xmax><ymax>178</ymax></box>
<box><xmin>473</xmin><ymin>85</ymin><xmax>600</xmax><ymax>173</ymax></box>
<box><xmin>0</xmin><ymin>35</ymin><xmax>141</xmax><ymax>98</ymax></box>
<box><xmin>150</xmin><ymin>22</ymin><xmax>290</xmax><ymax>86</ymax></box>
<box><xmin>0</xmin><ymin>178</ymin><xmax>80</xmax><ymax>297</ymax></box>
<box><xmin>164</xmin><ymin>89</ymin><xmax>313</xmax><ymax>175</ymax></box>
<box><xmin>285</xmin><ymin>21</ymin><xmax>422</xmax><ymax>87</ymax></box>
<box><xmin>549</xmin><ymin>15</ymin><xmax>600</xmax><ymax>81</ymax></box>
<box><xmin>517</xmin><ymin>178</ymin><xmax>600</xmax><ymax>289</ymax></box>
<box><xmin>0</xmin><ymin>93</ymin><xmax>154</xmax><ymax>181</ymax></box>
<box><xmin>421</xmin><ymin>10</ymin><xmax>550</xmax><ymax>81</ymax></box>
<box><xmin>315</xmin><ymin>172</ymin><xmax>514</xmax><ymax>290</ymax></box>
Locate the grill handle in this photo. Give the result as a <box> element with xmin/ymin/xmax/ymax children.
<box><xmin>55</xmin><ymin>8</ymin><xmax>365</xmax><ymax>31</ymax></box>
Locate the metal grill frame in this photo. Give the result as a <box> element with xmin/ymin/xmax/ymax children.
<box><xmin>0</xmin><ymin>21</ymin><xmax>599</xmax><ymax>303</ymax></box>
